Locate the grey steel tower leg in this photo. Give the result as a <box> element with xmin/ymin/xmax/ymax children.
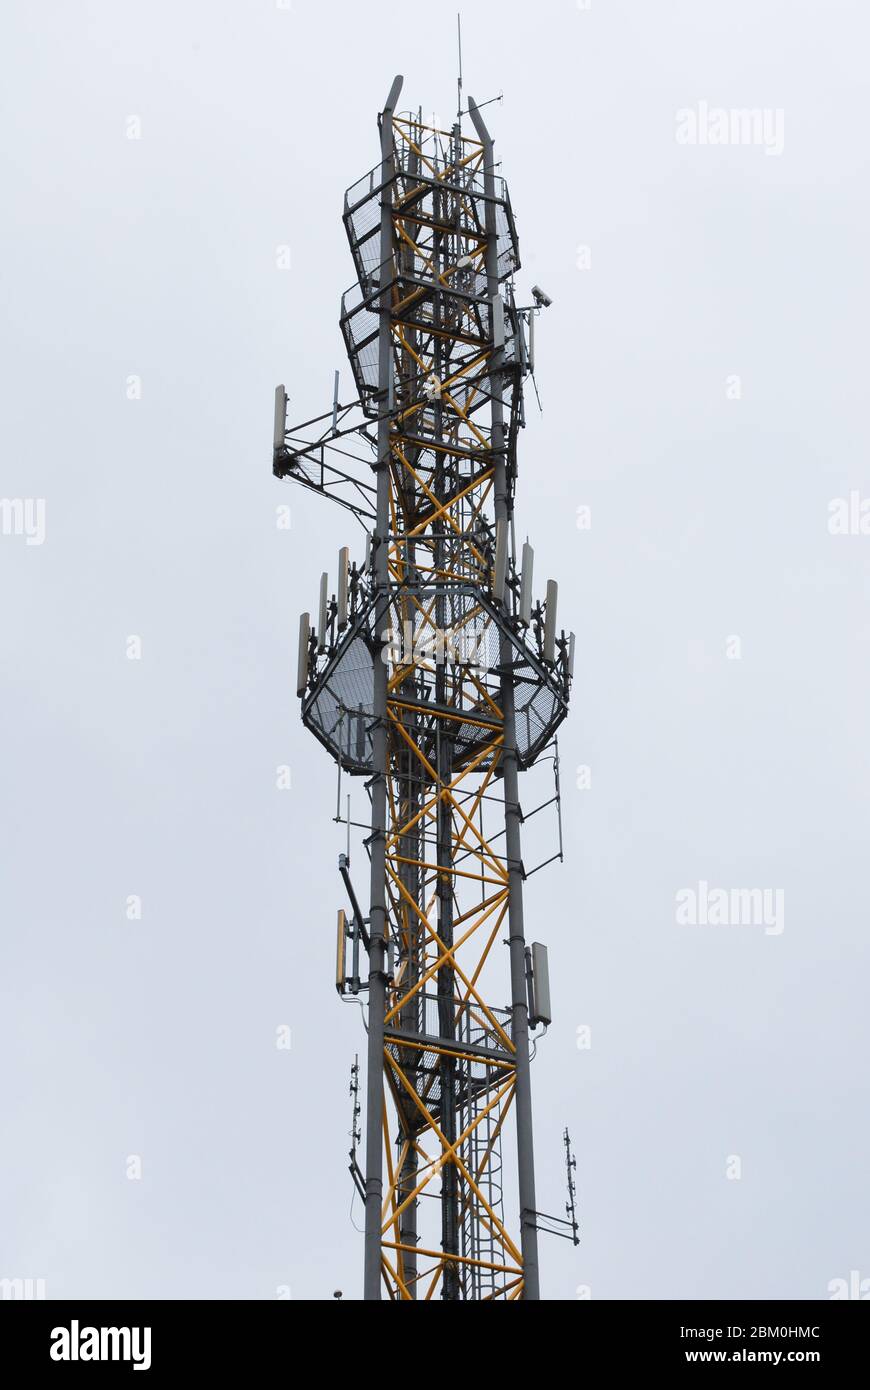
<box><xmin>363</xmin><ymin>73</ymin><xmax>403</xmax><ymax>1303</ymax></box>
<box><xmin>468</xmin><ymin>94</ymin><xmax>541</xmax><ymax>1301</ymax></box>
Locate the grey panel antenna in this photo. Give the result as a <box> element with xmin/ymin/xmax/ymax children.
<box><xmin>519</xmin><ymin>542</ymin><xmax>534</xmax><ymax>626</ymax></box>
<box><xmin>273</xmin><ymin>384</ymin><xmax>286</xmax><ymax>451</ymax></box>
<box><xmin>296</xmin><ymin>612</ymin><xmax>310</xmax><ymax>698</ymax></box>
<box><xmin>337</xmin><ymin>547</ymin><xmax>349</xmax><ymax>630</ymax></box>
<box><xmin>530</xmin><ymin>942</ymin><xmax>552</xmax><ymax>1026</ymax></box>
<box><xmin>318</xmin><ymin>572</ymin><xmax>329</xmax><ymax>653</ymax></box>
<box><xmin>493</xmin><ymin>518</ymin><xmax>507</xmax><ymax>603</ymax></box>
<box><xmin>543</xmin><ymin>579</ymin><xmax>558</xmax><ymax>663</ymax></box>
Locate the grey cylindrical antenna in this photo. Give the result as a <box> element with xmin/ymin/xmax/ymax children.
<box><xmin>568</xmin><ymin>630</ymin><xmax>576</xmax><ymax>678</ymax></box>
<box><xmin>338</xmin><ymin>546</ymin><xmax>349</xmax><ymax>629</ymax></box>
<box><xmin>543</xmin><ymin>579</ymin><xmax>558</xmax><ymax>663</ymax></box>
<box><xmin>493</xmin><ymin>518</ymin><xmax>507</xmax><ymax>603</ymax></box>
<box><xmin>332</xmin><ymin>370</ymin><xmax>340</xmax><ymax>435</ymax></box>
<box><xmin>364</xmin><ymin>534</ymin><xmax>371</xmax><ymax>573</ymax></box>
<box><xmin>492</xmin><ymin>294</ymin><xmax>504</xmax><ymax>348</ymax></box>
<box><xmin>519</xmin><ymin>542</ymin><xmax>534</xmax><ymax>626</ymax></box>
<box><xmin>318</xmin><ymin>572</ymin><xmax>329</xmax><ymax>652</ymax></box>
<box><xmin>528</xmin><ymin>308</ymin><xmax>535</xmax><ymax>375</ymax></box>
<box><xmin>296</xmin><ymin>612</ymin><xmax>310</xmax><ymax>698</ymax></box>
<box><xmin>273</xmin><ymin>384</ymin><xmax>286</xmax><ymax>451</ymax></box>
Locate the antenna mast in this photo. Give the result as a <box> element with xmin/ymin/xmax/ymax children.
<box><xmin>274</xmin><ymin>75</ymin><xmax>574</xmax><ymax>1301</ymax></box>
<box><xmin>457</xmin><ymin>13</ymin><xmax>463</xmax><ymax>126</ymax></box>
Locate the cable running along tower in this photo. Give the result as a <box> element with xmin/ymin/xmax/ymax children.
<box><xmin>274</xmin><ymin>76</ymin><xmax>574</xmax><ymax>1300</ymax></box>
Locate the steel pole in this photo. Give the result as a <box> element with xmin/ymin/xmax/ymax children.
<box><xmin>363</xmin><ymin>73</ymin><xmax>403</xmax><ymax>1302</ymax></box>
<box><xmin>468</xmin><ymin>95</ymin><xmax>541</xmax><ymax>1301</ymax></box>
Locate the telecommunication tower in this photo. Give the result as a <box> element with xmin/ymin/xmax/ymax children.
<box><xmin>273</xmin><ymin>76</ymin><xmax>574</xmax><ymax>1300</ymax></box>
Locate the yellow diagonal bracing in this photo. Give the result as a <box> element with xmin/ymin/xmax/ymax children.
<box><xmin>383</xmin><ymin>1052</ymin><xmax>523</xmax><ymax>1267</ymax></box>
<box><xmin>365</xmin><ymin>114</ymin><xmax>529</xmax><ymax>1299</ymax></box>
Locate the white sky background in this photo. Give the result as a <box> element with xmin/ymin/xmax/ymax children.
<box><xmin>2</xmin><ymin>0</ymin><xmax>869</xmax><ymax>1299</ymax></box>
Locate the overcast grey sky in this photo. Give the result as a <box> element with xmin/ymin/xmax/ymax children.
<box><xmin>2</xmin><ymin>0</ymin><xmax>869</xmax><ymax>1300</ymax></box>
